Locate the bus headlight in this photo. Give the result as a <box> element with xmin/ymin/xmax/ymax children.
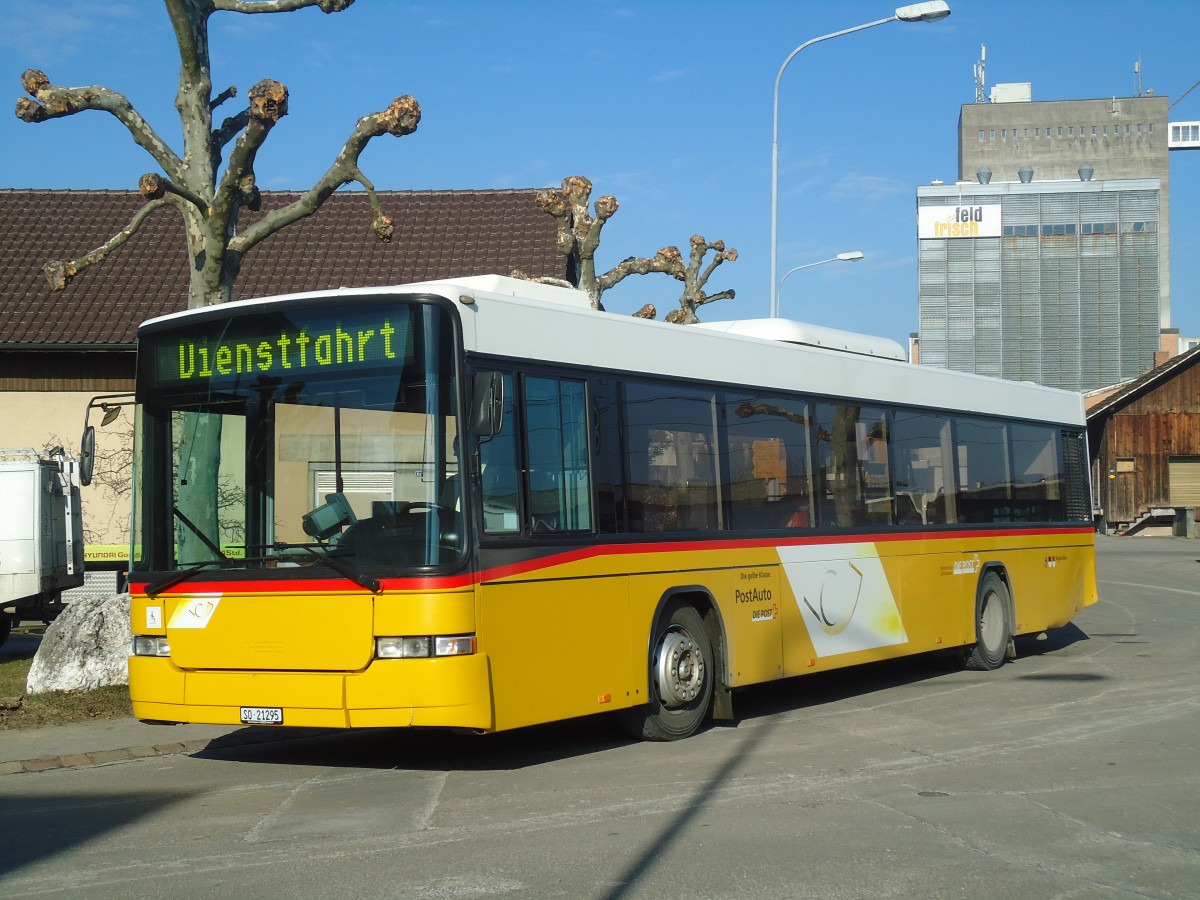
<box><xmin>132</xmin><ymin>636</ymin><xmax>171</xmax><ymax>657</ymax></box>
<box><xmin>375</xmin><ymin>635</ymin><xmax>476</xmax><ymax>659</ymax></box>
<box><xmin>376</xmin><ymin>637</ymin><xmax>431</xmax><ymax>658</ymax></box>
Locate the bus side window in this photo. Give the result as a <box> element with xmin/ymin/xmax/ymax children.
<box><xmin>622</xmin><ymin>384</ymin><xmax>719</xmax><ymax>533</ymax></box>
<box><xmin>814</xmin><ymin>403</ymin><xmax>890</xmax><ymax>529</ymax></box>
<box><xmin>955</xmin><ymin>417</ymin><xmax>1011</xmax><ymax>523</ymax></box>
<box><xmin>523</xmin><ymin>376</ymin><xmax>593</xmax><ymax>534</ymax></box>
<box><xmin>890</xmin><ymin>410</ymin><xmax>956</xmax><ymax>526</ymax></box>
<box><xmin>480</xmin><ymin>373</ymin><xmax>520</xmax><ymax>534</ymax></box>
<box><xmin>1010</xmin><ymin>424</ymin><xmax>1064</xmax><ymax>521</ymax></box>
<box><xmin>724</xmin><ymin>395</ymin><xmax>813</xmax><ymax>531</ymax></box>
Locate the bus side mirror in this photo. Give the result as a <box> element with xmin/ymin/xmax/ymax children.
<box><xmin>471</xmin><ymin>372</ymin><xmax>504</xmax><ymax>439</ymax></box>
<box><xmin>79</xmin><ymin>392</ymin><xmax>134</xmax><ymax>488</ymax></box>
<box><xmin>79</xmin><ymin>425</ymin><xmax>96</xmax><ymax>487</ymax></box>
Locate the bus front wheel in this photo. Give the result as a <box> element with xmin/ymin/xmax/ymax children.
<box><xmin>965</xmin><ymin>571</ymin><xmax>1012</xmax><ymax>671</ymax></box>
<box><xmin>621</xmin><ymin>605</ymin><xmax>713</xmax><ymax>742</ymax></box>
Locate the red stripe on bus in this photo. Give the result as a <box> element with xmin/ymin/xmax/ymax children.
<box><xmin>128</xmin><ymin>525</ymin><xmax>1092</xmax><ymax>597</ymax></box>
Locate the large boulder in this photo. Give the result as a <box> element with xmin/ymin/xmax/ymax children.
<box><xmin>26</xmin><ymin>593</ymin><xmax>131</xmax><ymax>694</ymax></box>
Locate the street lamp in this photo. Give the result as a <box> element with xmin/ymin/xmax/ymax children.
<box><xmin>777</xmin><ymin>250</ymin><xmax>864</xmax><ymax>305</ymax></box>
<box><xmin>769</xmin><ymin>1</ymin><xmax>950</xmax><ymax>318</ymax></box>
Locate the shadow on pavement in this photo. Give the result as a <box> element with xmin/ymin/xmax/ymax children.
<box><xmin>0</xmin><ymin>790</ymin><xmax>192</xmax><ymax>879</ymax></box>
<box><xmin>195</xmin><ymin>621</ymin><xmax>1093</xmax><ymax>774</ymax></box>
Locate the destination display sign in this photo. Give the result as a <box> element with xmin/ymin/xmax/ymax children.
<box><xmin>140</xmin><ymin>302</ymin><xmax>417</xmax><ymax>391</ymax></box>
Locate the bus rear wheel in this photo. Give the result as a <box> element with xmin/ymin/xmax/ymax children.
<box><xmin>965</xmin><ymin>571</ymin><xmax>1012</xmax><ymax>671</ymax></box>
<box><xmin>621</xmin><ymin>605</ymin><xmax>713</xmax><ymax>742</ymax></box>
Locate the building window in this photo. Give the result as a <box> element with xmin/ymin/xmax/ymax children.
<box><xmin>1103</xmin><ymin>125</ymin><xmax>1108</xmax><ymax>135</ymax></box>
<box><xmin>1058</xmin><ymin>127</ymin><xmax>1064</xmax><ymax>136</ymax></box>
<box><xmin>1068</xmin><ymin>127</ymin><xmax>1074</xmax><ymax>136</ymax></box>
<box><xmin>990</xmin><ymin>130</ymin><xmax>996</xmax><ymax>140</ymax></box>
<box><xmin>1091</xmin><ymin>126</ymin><xmax>1097</xmax><ymax>135</ymax></box>
<box><xmin>979</xmin><ymin>130</ymin><xmax>985</xmax><ymax>141</ymax></box>
<box><xmin>1001</xmin><ymin>129</ymin><xmax>1006</xmax><ymax>139</ymax></box>
<box><xmin>1137</xmin><ymin>124</ymin><xmax>1143</xmax><ymax>133</ymax></box>
<box><xmin>1035</xmin><ymin>128</ymin><xmax>1041</xmax><ymax>137</ymax></box>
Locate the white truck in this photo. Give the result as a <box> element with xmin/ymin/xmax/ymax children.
<box><xmin>0</xmin><ymin>448</ymin><xmax>84</xmax><ymax>647</ymax></box>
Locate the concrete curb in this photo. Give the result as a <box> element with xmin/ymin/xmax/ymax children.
<box><xmin>0</xmin><ymin>727</ymin><xmax>324</xmax><ymax>776</ymax></box>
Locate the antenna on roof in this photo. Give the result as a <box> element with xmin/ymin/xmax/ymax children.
<box><xmin>1134</xmin><ymin>58</ymin><xmax>1142</xmax><ymax>97</ymax></box>
<box><xmin>974</xmin><ymin>45</ymin><xmax>987</xmax><ymax>103</ymax></box>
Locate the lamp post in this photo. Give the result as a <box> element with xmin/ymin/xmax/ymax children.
<box><xmin>769</xmin><ymin>1</ymin><xmax>950</xmax><ymax>318</ymax></box>
<box><xmin>777</xmin><ymin>250</ymin><xmax>864</xmax><ymax>308</ymax></box>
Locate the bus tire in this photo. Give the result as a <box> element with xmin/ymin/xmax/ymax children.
<box><xmin>965</xmin><ymin>571</ymin><xmax>1012</xmax><ymax>671</ymax></box>
<box><xmin>621</xmin><ymin>604</ymin><xmax>713</xmax><ymax>742</ymax></box>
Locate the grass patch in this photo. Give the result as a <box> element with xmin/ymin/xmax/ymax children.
<box><xmin>0</xmin><ymin>650</ymin><xmax>132</xmax><ymax>730</ymax></box>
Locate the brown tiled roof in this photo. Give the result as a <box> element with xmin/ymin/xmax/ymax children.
<box><xmin>1086</xmin><ymin>342</ymin><xmax>1200</xmax><ymax>422</ymax></box>
<box><xmin>0</xmin><ymin>188</ymin><xmax>566</xmax><ymax>346</ymax></box>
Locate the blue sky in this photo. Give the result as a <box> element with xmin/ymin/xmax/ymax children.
<box><xmin>2</xmin><ymin>0</ymin><xmax>1198</xmax><ymax>347</ymax></box>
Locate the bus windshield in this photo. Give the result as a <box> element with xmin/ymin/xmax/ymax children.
<box><xmin>131</xmin><ymin>297</ymin><xmax>463</xmax><ymax>578</ymax></box>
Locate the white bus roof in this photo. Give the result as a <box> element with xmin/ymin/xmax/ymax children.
<box><xmin>139</xmin><ymin>275</ymin><xmax>1085</xmax><ymax>427</ymax></box>
<box><xmin>692</xmin><ymin>318</ymin><xmax>906</xmax><ymax>360</ymax></box>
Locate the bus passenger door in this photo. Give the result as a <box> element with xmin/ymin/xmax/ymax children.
<box><xmin>474</xmin><ymin>372</ymin><xmax>635</xmax><ymax>731</ymax></box>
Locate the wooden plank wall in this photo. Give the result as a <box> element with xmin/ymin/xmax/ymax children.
<box><xmin>1098</xmin><ymin>359</ymin><xmax>1200</xmax><ymax>522</ymax></box>
<box><xmin>0</xmin><ymin>350</ymin><xmax>135</xmax><ymax>392</ymax></box>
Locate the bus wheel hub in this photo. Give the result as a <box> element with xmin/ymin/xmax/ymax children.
<box><xmin>656</xmin><ymin>630</ymin><xmax>704</xmax><ymax>708</ymax></box>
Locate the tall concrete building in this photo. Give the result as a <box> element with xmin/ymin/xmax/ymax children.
<box><xmin>917</xmin><ymin>87</ymin><xmax>1184</xmax><ymax>392</ymax></box>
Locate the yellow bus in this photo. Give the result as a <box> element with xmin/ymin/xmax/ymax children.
<box><xmin>126</xmin><ymin>275</ymin><xmax>1097</xmax><ymax>740</ymax></box>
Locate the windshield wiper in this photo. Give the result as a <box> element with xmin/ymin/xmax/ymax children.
<box><xmin>144</xmin><ymin>507</ymin><xmax>236</xmax><ymax>596</ymax></box>
<box><xmin>146</xmin><ymin>559</ymin><xmax>230</xmax><ymax>598</ymax></box>
<box><xmin>173</xmin><ymin>506</ymin><xmax>229</xmax><ymax>560</ymax></box>
<box><xmin>271</xmin><ymin>542</ymin><xmax>383</xmax><ymax>593</ymax></box>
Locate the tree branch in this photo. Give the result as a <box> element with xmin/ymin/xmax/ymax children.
<box><xmin>696</xmin><ymin>288</ymin><xmax>735</xmax><ymax>306</ymax></box>
<box><xmin>210</xmin><ymin>85</ymin><xmax>237</xmax><ymax>111</ymax></box>
<box><xmin>230</xmin><ymin>94</ymin><xmax>420</xmax><ymax>253</ymax></box>
<box><xmin>139</xmin><ymin>172</ymin><xmax>209</xmax><ymax>214</ymax></box>
<box><xmin>670</xmin><ymin>235</ymin><xmax>738</xmax><ymax>323</ymax></box>
<box><xmin>210</xmin><ymin>79</ymin><xmax>287</xmax><ymax>236</ymax></box>
<box><xmin>213</xmin><ymin>0</ymin><xmax>355</xmax><ymax>12</ymax></box>
<box><xmin>42</xmin><ymin>197</ymin><xmax>176</xmax><ymax>291</ymax></box>
<box><xmin>597</xmin><ymin>246</ymin><xmax>683</xmax><ymax>294</ymax></box>
<box><xmin>16</xmin><ymin>69</ymin><xmax>186</xmax><ymax>183</ymax></box>
<box><xmin>511</xmin><ymin>271</ymin><xmax>575</xmax><ymax>290</ymax></box>
<box><xmin>210</xmin><ymin>107</ymin><xmax>250</xmax><ymax>172</ymax></box>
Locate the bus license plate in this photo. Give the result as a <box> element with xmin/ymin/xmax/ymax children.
<box><xmin>240</xmin><ymin>706</ymin><xmax>283</xmax><ymax>725</ymax></box>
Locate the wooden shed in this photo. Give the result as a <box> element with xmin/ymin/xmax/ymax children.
<box><xmin>1087</xmin><ymin>344</ymin><xmax>1200</xmax><ymax>533</ymax></box>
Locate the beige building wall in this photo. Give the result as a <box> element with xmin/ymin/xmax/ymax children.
<box><xmin>0</xmin><ymin>391</ymin><xmax>132</xmax><ymax>562</ymax></box>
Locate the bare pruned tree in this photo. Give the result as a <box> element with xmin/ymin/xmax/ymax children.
<box><xmin>667</xmin><ymin>235</ymin><xmax>739</xmax><ymax>325</ymax></box>
<box><xmin>514</xmin><ymin>176</ymin><xmax>737</xmax><ymax>322</ymax></box>
<box><xmin>15</xmin><ymin>0</ymin><xmax>422</xmax><ymax>554</ymax></box>
<box><xmin>15</xmin><ymin>0</ymin><xmax>421</xmax><ymax>310</ymax></box>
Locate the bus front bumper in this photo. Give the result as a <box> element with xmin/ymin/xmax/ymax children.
<box><xmin>129</xmin><ymin>653</ymin><xmax>495</xmax><ymax>731</ymax></box>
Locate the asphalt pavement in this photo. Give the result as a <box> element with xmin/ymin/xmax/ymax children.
<box><xmin>1</xmin><ymin>534</ymin><xmax>1194</xmax><ymax>776</ymax></box>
